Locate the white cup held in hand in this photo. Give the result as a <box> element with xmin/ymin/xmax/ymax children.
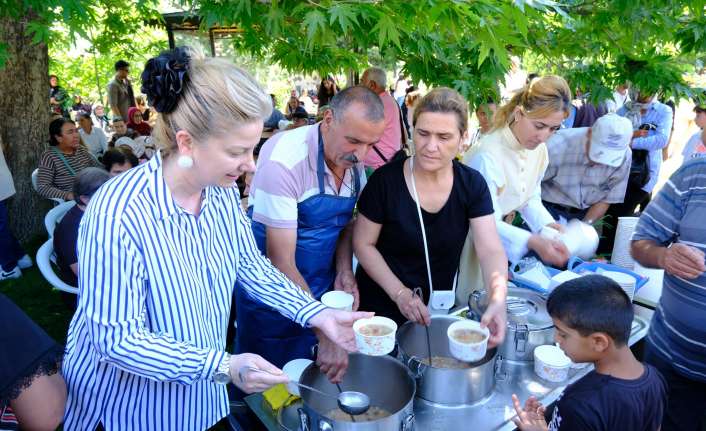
<box><xmin>353</xmin><ymin>316</ymin><xmax>397</xmax><ymax>356</ymax></box>
<box><xmin>321</xmin><ymin>291</ymin><xmax>354</xmax><ymax>311</ymax></box>
<box><xmin>447</xmin><ymin>320</ymin><xmax>490</xmax><ymax>362</ymax></box>
<box><xmin>282</xmin><ymin>358</ymin><xmax>313</xmax><ymax>396</ymax></box>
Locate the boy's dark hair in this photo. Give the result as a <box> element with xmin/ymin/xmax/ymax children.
<box><xmin>115</xmin><ymin>60</ymin><xmax>130</xmax><ymax>71</ymax></box>
<box><xmin>547</xmin><ymin>275</ymin><xmax>633</xmax><ymax>346</ymax></box>
<box><xmin>103</xmin><ymin>147</ymin><xmax>138</xmax><ymax>171</ymax></box>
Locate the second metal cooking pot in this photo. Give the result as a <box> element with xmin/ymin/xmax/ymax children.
<box><xmin>298</xmin><ymin>353</ymin><xmax>415</xmax><ymax>431</ymax></box>
<box><xmin>469</xmin><ymin>285</ymin><xmax>555</xmax><ymax>362</ymax></box>
<box><xmin>396</xmin><ymin>315</ymin><xmax>500</xmax><ymax>405</ymax></box>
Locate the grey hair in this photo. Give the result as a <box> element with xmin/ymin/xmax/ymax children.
<box><xmin>329</xmin><ymin>86</ymin><xmax>385</xmax><ymax>123</ymax></box>
<box><xmin>73</xmin><ymin>167</ymin><xmax>111</xmax><ymax>205</ymax></box>
<box><xmin>363</xmin><ymin>67</ymin><xmax>387</xmax><ymax>89</ymax></box>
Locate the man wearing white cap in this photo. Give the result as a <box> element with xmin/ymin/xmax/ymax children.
<box><xmin>541</xmin><ymin>113</ymin><xmax>633</xmax><ymax>224</ymax></box>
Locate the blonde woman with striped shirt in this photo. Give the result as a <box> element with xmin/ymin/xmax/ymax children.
<box><xmin>62</xmin><ymin>47</ymin><xmax>371</xmax><ymax>430</ymax></box>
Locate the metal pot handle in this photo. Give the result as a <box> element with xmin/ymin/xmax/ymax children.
<box><xmin>494</xmin><ymin>355</ymin><xmax>507</xmax><ymax>381</ymax></box>
<box><xmin>407</xmin><ymin>355</ymin><xmax>427</xmax><ymax>379</ymax></box>
<box><xmin>401</xmin><ymin>413</ymin><xmax>415</xmax><ymax>431</ymax></box>
<box><xmin>298</xmin><ymin>408</ymin><xmax>310</xmax><ymax>431</ymax></box>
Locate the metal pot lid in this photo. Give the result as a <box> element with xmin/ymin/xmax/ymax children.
<box><xmin>506</xmin><ymin>287</ymin><xmax>553</xmax><ymax>330</ymax></box>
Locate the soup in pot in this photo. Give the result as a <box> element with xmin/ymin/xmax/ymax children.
<box><xmin>420</xmin><ymin>356</ymin><xmax>471</xmax><ymax>369</ymax></box>
<box><xmin>326</xmin><ymin>406</ymin><xmax>391</xmax><ymax>422</ymax></box>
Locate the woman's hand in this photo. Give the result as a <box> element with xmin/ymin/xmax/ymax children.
<box><xmin>230</xmin><ymin>353</ymin><xmax>290</xmax><ymax>394</ymax></box>
<box><xmin>511</xmin><ymin>394</ymin><xmax>548</xmax><ymax>431</ymax></box>
<box><xmin>334</xmin><ymin>269</ymin><xmax>359</xmax><ymax>311</ymax></box>
<box><xmin>528</xmin><ymin>235</ymin><xmax>570</xmax><ymax>267</ymax></box>
<box><xmin>308</xmin><ymin>308</ymin><xmax>374</xmax><ymax>352</ymax></box>
<box><xmin>481</xmin><ymin>298</ymin><xmax>507</xmax><ymax>348</ymax></box>
<box><xmin>394</xmin><ymin>288</ymin><xmax>431</xmax><ymax>326</ymax></box>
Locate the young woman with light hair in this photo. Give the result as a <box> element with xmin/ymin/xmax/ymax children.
<box><xmin>459</xmin><ymin>76</ymin><xmax>573</xmax><ymax>301</ymax></box>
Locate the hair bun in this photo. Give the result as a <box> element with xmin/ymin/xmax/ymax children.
<box><xmin>140</xmin><ymin>46</ymin><xmax>191</xmax><ymax>114</ymax></box>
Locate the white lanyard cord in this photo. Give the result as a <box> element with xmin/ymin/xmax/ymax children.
<box><xmin>409</xmin><ymin>156</ymin><xmax>434</xmax><ymax>296</ymax></box>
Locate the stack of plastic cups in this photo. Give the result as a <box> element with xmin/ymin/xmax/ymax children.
<box><xmin>610</xmin><ymin>217</ymin><xmax>640</xmax><ymax>269</ymax></box>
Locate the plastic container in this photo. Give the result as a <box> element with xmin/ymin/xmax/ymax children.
<box><xmin>353</xmin><ymin>316</ymin><xmax>397</xmax><ymax>356</ymax></box>
<box><xmin>534</xmin><ymin>345</ymin><xmax>572</xmax><ymax>382</ymax></box>
<box><xmin>321</xmin><ymin>291</ymin><xmax>354</xmax><ymax>311</ymax></box>
<box><xmin>283</xmin><ymin>358</ymin><xmax>313</xmax><ymax>396</ymax></box>
<box><xmin>510</xmin><ymin>260</ymin><xmax>561</xmax><ymax>293</ymax></box>
<box><xmin>568</xmin><ymin>257</ymin><xmax>648</xmax><ymax>294</ymax></box>
<box><xmin>447</xmin><ymin>319</ymin><xmax>490</xmax><ymax>362</ymax></box>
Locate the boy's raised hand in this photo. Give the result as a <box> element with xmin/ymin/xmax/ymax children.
<box><xmin>512</xmin><ymin>394</ymin><xmax>548</xmax><ymax>431</ymax></box>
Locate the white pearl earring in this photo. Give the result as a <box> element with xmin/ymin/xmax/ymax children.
<box><xmin>177</xmin><ymin>155</ymin><xmax>194</xmax><ymax>169</ymax></box>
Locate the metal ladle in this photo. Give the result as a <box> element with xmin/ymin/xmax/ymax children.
<box><xmin>413</xmin><ymin>287</ymin><xmax>434</xmax><ymax>367</ymax></box>
<box><xmin>241</xmin><ymin>366</ymin><xmax>371</xmax><ymax>416</ymax></box>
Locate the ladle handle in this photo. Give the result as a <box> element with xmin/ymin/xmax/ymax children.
<box><xmin>413</xmin><ymin>287</ymin><xmax>433</xmax><ymax>364</ymax></box>
<box><xmin>241</xmin><ymin>366</ymin><xmax>337</xmax><ymax>400</ymax></box>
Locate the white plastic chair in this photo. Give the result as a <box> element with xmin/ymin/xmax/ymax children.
<box><xmin>36</xmin><ymin>239</ymin><xmax>78</xmax><ymax>295</ymax></box>
<box><xmin>31</xmin><ymin>168</ymin><xmax>39</xmax><ymax>191</ymax></box>
<box><xmin>32</xmin><ymin>168</ymin><xmax>65</xmax><ymax>206</ymax></box>
<box><xmin>44</xmin><ymin>200</ymin><xmax>76</xmax><ymax>237</ymax></box>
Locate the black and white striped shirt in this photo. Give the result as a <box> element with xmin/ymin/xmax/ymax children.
<box><xmin>62</xmin><ymin>152</ymin><xmax>325</xmax><ymax>430</ymax></box>
<box><xmin>37</xmin><ymin>145</ymin><xmax>102</xmax><ymax>200</ymax></box>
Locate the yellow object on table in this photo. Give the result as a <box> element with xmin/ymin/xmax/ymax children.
<box><xmin>263</xmin><ymin>384</ymin><xmax>300</xmax><ymax>411</ymax></box>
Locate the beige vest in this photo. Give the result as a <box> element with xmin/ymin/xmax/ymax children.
<box><xmin>456</xmin><ymin>126</ymin><xmax>548</xmax><ymax>305</ymax></box>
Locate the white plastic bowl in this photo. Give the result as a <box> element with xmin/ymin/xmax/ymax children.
<box><xmin>447</xmin><ymin>320</ymin><xmax>490</xmax><ymax>362</ymax></box>
<box><xmin>282</xmin><ymin>358</ymin><xmax>313</xmax><ymax>396</ymax></box>
<box><xmin>534</xmin><ymin>345</ymin><xmax>572</xmax><ymax>382</ymax></box>
<box><xmin>353</xmin><ymin>316</ymin><xmax>397</xmax><ymax>356</ymax></box>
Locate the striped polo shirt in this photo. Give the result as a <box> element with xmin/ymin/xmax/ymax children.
<box><xmin>632</xmin><ymin>158</ymin><xmax>706</xmax><ymax>382</ymax></box>
<box><xmin>62</xmin><ymin>152</ymin><xmax>326</xmax><ymax>430</ymax></box>
<box><xmin>248</xmin><ymin>124</ymin><xmax>366</xmax><ymax>228</ymax></box>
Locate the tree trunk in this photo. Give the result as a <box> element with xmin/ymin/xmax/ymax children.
<box><xmin>0</xmin><ymin>13</ymin><xmax>51</xmax><ymax>243</ymax></box>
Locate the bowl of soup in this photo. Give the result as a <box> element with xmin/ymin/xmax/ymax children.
<box><xmin>353</xmin><ymin>316</ymin><xmax>397</xmax><ymax>356</ymax></box>
<box><xmin>447</xmin><ymin>320</ymin><xmax>489</xmax><ymax>362</ymax></box>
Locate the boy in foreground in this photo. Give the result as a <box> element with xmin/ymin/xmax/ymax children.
<box><xmin>512</xmin><ymin>275</ymin><xmax>666</xmax><ymax>431</ymax></box>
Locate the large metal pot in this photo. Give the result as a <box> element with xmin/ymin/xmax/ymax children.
<box><xmin>298</xmin><ymin>353</ymin><xmax>415</xmax><ymax>431</ymax></box>
<box><xmin>469</xmin><ymin>286</ymin><xmax>554</xmax><ymax>362</ymax></box>
<box><xmin>396</xmin><ymin>315</ymin><xmax>500</xmax><ymax>405</ymax></box>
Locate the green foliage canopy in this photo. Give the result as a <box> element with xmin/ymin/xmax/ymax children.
<box><xmin>2</xmin><ymin>0</ymin><xmax>705</xmax><ymax>109</ymax></box>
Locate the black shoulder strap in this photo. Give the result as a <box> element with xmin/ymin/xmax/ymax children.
<box><xmin>372</xmin><ymin>145</ymin><xmax>388</xmax><ymax>163</ymax></box>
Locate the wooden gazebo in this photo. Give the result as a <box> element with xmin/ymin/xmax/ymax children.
<box><xmin>159</xmin><ymin>11</ymin><xmax>243</xmax><ymax>57</ymax></box>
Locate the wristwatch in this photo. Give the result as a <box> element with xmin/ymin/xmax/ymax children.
<box><xmin>213</xmin><ymin>353</ymin><xmax>232</xmax><ymax>385</ymax></box>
